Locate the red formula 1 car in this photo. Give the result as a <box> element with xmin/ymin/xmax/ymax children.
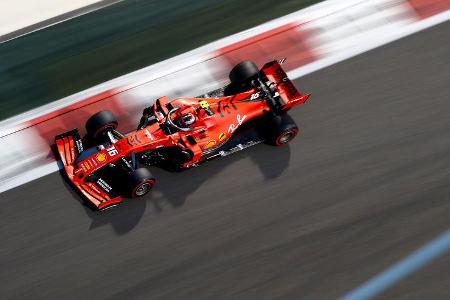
<box><xmin>55</xmin><ymin>60</ymin><xmax>310</xmax><ymax>210</ymax></box>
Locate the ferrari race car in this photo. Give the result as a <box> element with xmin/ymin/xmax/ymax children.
<box><xmin>55</xmin><ymin>60</ymin><xmax>310</xmax><ymax>210</ymax></box>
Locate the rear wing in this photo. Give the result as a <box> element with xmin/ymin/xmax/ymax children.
<box><xmin>54</xmin><ymin>129</ymin><xmax>122</xmax><ymax>210</ymax></box>
<box><xmin>261</xmin><ymin>60</ymin><xmax>310</xmax><ymax>110</ymax></box>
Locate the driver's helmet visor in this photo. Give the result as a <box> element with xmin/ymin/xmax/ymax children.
<box><xmin>179</xmin><ymin>113</ymin><xmax>195</xmax><ymax>126</ymax></box>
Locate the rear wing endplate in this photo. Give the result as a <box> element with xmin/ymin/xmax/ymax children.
<box><xmin>262</xmin><ymin>60</ymin><xmax>310</xmax><ymax>110</ymax></box>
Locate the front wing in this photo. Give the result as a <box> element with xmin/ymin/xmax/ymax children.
<box><xmin>55</xmin><ymin>129</ymin><xmax>122</xmax><ymax>210</ymax></box>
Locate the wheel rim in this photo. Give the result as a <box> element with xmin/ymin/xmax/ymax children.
<box><xmin>135</xmin><ymin>182</ymin><xmax>151</xmax><ymax>196</ymax></box>
<box><xmin>93</xmin><ymin>124</ymin><xmax>116</xmax><ymax>139</ymax></box>
<box><xmin>278</xmin><ymin>131</ymin><xmax>294</xmax><ymax>144</ymax></box>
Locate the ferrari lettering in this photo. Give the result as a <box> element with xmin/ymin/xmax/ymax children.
<box><xmin>81</xmin><ymin>162</ymin><xmax>89</xmax><ymax>172</ymax></box>
<box><xmin>89</xmin><ymin>158</ymin><xmax>97</xmax><ymax>167</ymax></box>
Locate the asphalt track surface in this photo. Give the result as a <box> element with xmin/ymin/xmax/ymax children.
<box><xmin>1</xmin><ymin>22</ymin><xmax>449</xmax><ymax>300</ymax></box>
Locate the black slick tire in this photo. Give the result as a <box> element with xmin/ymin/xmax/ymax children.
<box><xmin>229</xmin><ymin>60</ymin><xmax>260</xmax><ymax>85</ymax></box>
<box><xmin>85</xmin><ymin>110</ymin><xmax>118</xmax><ymax>140</ymax></box>
<box><xmin>127</xmin><ymin>168</ymin><xmax>155</xmax><ymax>198</ymax></box>
<box><xmin>266</xmin><ymin>113</ymin><xmax>299</xmax><ymax>146</ymax></box>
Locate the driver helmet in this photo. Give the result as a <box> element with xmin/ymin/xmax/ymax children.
<box><xmin>178</xmin><ymin>113</ymin><xmax>196</xmax><ymax>127</ymax></box>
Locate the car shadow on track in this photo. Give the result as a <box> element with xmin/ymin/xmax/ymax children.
<box><xmin>59</xmin><ymin>143</ymin><xmax>291</xmax><ymax>235</ymax></box>
<box><xmin>147</xmin><ymin>143</ymin><xmax>292</xmax><ymax>209</ymax></box>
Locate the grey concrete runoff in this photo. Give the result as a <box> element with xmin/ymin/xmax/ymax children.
<box><xmin>0</xmin><ymin>22</ymin><xmax>449</xmax><ymax>300</ymax></box>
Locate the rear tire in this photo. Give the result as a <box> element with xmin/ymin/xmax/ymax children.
<box><xmin>85</xmin><ymin>110</ymin><xmax>118</xmax><ymax>140</ymax></box>
<box><xmin>127</xmin><ymin>168</ymin><xmax>155</xmax><ymax>198</ymax></box>
<box><xmin>229</xmin><ymin>60</ymin><xmax>259</xmax><ymax>86</ymax></box>
<box><xmin>266</xmin><ymin>113</ymin><xmax>299</xmax><ymax>146</ymax></box>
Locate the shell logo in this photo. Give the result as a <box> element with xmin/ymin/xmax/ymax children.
<box><xmin>96</xmin><ymin>153</ymin><xmax>107</xmax><ymax>162</ymax></box>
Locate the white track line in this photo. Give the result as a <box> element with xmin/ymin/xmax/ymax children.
<box><xmin>340</xmin><ymin>229</ymin><xmax>450</xmax><ymax>300</ymax></box>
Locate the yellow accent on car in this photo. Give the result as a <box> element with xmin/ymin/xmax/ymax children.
<box><xmin>199</xmin><ymin>100</ymin><xmax>209</xmax><ymax>109</ymax></box>
<box><xmin>204</xmin><ymin>140</ymin><xmax>216</xmax><ymax>149</ymax></box>
<box><xmin>96</xmin><ymin>153</ymin><xmax>106</xmax><ymax>162</ymax></box>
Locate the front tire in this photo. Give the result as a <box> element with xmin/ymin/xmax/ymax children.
<box><xmin>266</xmin><ymin>113</ymin><xmax>299</xmax><ymax>146</ymax></box>
<box><xmin>127</xmin><ymin>168</ymin><xmax>155</xmax><ymax>198</ymax></box>
<box><xmin>85</xmin><ymin>110</ymin><xmax>118</xmax><ymax>141</ymax></box>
